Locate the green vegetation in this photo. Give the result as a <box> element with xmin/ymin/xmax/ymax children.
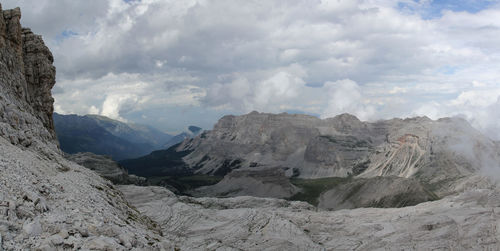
<box><xmin>289</xmin><ymin>177</ymin><xmax>352</xmax><ymax>206</ymax></box>
<box><xmin>147</xmin><ymin>175</ymin><xmax>223</xmax><ymax>195</ymax></box>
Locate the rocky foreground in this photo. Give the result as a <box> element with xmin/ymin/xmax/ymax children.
<box><xmin>120</xmin><ymin>184</ymin><xmax>500</xmax><ymax>250</ymax></box>
<box><xmin>2</xmin><ymin>4</ymin><xmax>500</xmax><ymax>250</ymax></box>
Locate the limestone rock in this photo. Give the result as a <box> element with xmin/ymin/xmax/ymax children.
<box><xmin>65</xmin><ymin>152</ymin><xmax>146</xmax><ymax>185</ymax></box>
<box><xmin>120</xmin><ymin>184</ymin><xmax>500</xmax><ymax>250</ymax></box>
<box><xmin>165</xmin><ymin>112</ymin><xmax>500</xmax><ymax>197</ymax></box>
<box><xmin>22</xmin><ymin>218</ymin><xmax>42</xmax><ymax>237</ymax></box>
<box><xmin>0</xmin><ymin>4</ymin><xmax>57</xmax><ymax>150</ymax></box>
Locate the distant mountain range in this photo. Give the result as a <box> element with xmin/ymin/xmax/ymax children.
<box><xmin>53</xmin><ymin>113</ymin><xmax>201</xmax><ymax>160</ymax></box>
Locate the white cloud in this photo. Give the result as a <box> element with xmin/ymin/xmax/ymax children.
<box><xmin>101</xmin><ymin>94</ymin><xmax>139</xmax><ymax>122</ymax></box>
<box><xmin>88</xmin><ymin>105</ymin><xmax>100</xmax><ymax>115</ymax></box>
<box><xmin>321</xmin><ymin>79</ymin><xmax>375</xmax><ymax>121</ymax></box>
<box><xmin>203</xmin><ymin>64</ymin><xmax>308</xmax><ymax>112</ymax></box>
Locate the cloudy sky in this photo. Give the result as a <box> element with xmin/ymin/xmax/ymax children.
<box><xmin>3</xmin><ymin>0</ymin><xmax>500</xmax><ymax>136</ymax></box>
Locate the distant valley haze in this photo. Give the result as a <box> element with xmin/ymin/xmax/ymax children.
<box><xmin>3</xmin><ymin>0</ymin><xmax>500</xmax><ymax>138</ymax></box>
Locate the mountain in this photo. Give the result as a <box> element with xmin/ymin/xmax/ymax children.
<box><xmin>162</xmin><ymin>125</ymin><xmax>203</xmax><ymax>149</ymax></box>
<box><xmin>53</xmin><ymin>113</ymin><xmax>173</xmax><ymax>160</ymax></box>
<box><xmin>54</xmin><ymin>112</ymin><xmax>202</xmax><ymax>161</ymax></box>
<box><xmin>87</xmin><ymin>114</ymin><xmax>173</xmax><ymax>147</ymax></box>
<box><xmin>119</xmin><ymin>143</ymin><xmax>194</xmax><ymax>177</ymax></box>
<box><xmin>121</xmin><ymin>111</ymin><xmax>499</xmax><ymax>203</ymax></box>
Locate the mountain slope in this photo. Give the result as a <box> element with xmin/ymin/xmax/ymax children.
<box><xmin>54</xmin><ymin>113</ymin><xmax>203</xmax><ymax>161</ymax></box>
<box><xmin>53</xmin><ymin>113</ymin><xmax>158</xmax><ymax>160</ymax></box>
<box><xmin>86</xmin><ymin>114</ymin><xmax>173</xmax><ymax>147</ymax></box>
<box><xmin>119</xmin><ymin>143</ymin><xmax>194</xmax><ymax>177</ymax></box>
<box><xmin>54</xmin><ymin>113</ymin><xmax>175</xmax><ymax>160</ymax></box>
<box><xmin>163</xmin><ymin>125</ymin><xmax>203</xmax><ymax>149</ymax></box>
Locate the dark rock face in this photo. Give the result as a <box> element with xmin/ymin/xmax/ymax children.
<box><xmin>0</xmin><ymin>6</ymin><xmax>57</xmax><ymax>149</ymax></box>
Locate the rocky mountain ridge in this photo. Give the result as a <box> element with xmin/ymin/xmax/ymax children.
<box><xmin>121</xmin><ymin>110</ymin><xmax>498</xmax><ymax>204</ymax></box>
<box><xmin>168</xmin><ymin>111</ymin><xmax>499</xmax><ymax>197</ymax></box>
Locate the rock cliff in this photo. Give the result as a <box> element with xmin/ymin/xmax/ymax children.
<box><xmin>0</xmin><ymin>6</ymin><xmax>56</xmax><ymax>150</ymax></box>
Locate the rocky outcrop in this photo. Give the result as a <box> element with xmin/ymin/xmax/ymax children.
<box><xmin>66</xmin><ymin>152</ymin><xmax>146</xmax><ymax>185</ymax></box>
<box><xmin>0</xmin><ymin>5</ymin><xmax>57</xmax><ymax>150</ymax></box>
<box><xmin>0</xmin><ymin>137</ymin><xmax>166</xmax><ymax>250</ymax></box>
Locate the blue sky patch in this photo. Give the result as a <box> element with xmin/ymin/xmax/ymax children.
<box><xmin>398</xmin><ymin>0</ymin><xmax>498</xmax><ymax>19</ymax></box>
<box><xmin>55</xmin><ymin>30</ymin><xmax>78</xmax><ymax>43</ymax></box>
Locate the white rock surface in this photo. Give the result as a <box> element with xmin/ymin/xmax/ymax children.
<box><xmin>121</xmin><ymin>184</ymin><xmax>500</xmax><ymax>250</ymax></box>
<box><xmin>0</xmin><ymin>136</ymin><xmax>165</xmax><ymax>250</ymax></box>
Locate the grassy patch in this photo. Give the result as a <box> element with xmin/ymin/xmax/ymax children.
<box><xmin>289</xmin><ymin>177</ymin><xmax>352</xmax><ymax>206</ymax></box>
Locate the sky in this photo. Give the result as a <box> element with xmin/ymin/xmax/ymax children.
<box><xmin>3</xmin><ymin>0</ymin><xmax>500</xmax><ymax>136</ymax></box>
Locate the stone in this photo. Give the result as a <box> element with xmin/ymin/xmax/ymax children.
<box><xmin>118</xmin><ymin>233</ymin><xmax>133</xmax><ymax>248</ymax></box>
<box><xmin>58</xmin><ymin>229</ymin><xmax>69</xmax><ymax>239</ymax></box>
<box><xmin>22</xmin><ymin>218</ymin><xmax>42</xmax><ymax>237</ymax></box>
<box><xmin>82</xmin><ymin>236</ymin><xmax>121</xmax><ymax>250</ymax></box>
<box><xmin>49</xmin><ymin>234</ymin><xmax>64</xmax><ymax>245</ymax></box>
